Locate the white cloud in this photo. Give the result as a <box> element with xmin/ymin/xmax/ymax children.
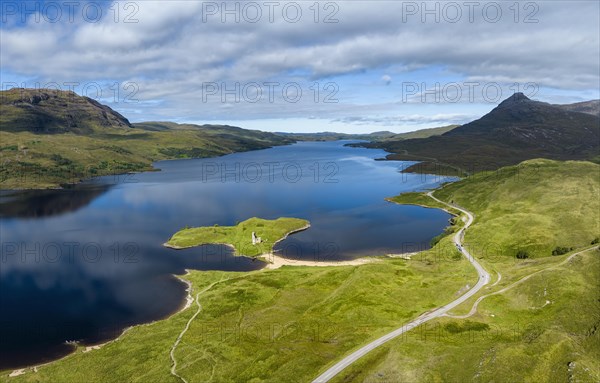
<box><xmin>1</xmin><ymin>0</ymin><xmax>598</xmax><ymax>131</ymax></box>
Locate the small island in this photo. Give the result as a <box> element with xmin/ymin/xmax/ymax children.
<box><xmin>164</xmin><ymin>217</ymin><xmax>310</xmax><ymax>257</ymax></box>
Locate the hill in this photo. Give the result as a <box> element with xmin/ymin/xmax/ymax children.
<box><xmin>0</xmin><ymin>88</ymin><xmax>132</xmax><ymax>134</ymax></box>
<box><xmin>274</xmin><ymin>126</ymin><xmax>456</xmax><ymax>142</ymax></box>
<box><xmin>555</xmin><ymin>99</ymin><xmax>600</xmax><ymax>117</ymax></box>
<box><xmin>274</xmin><ymin>131</ymin><xmax>396</xmax><ymax>141</ymax></box>
<box><xmin>364</xmin><ymin>93</ymin><xmax>600</xmax><ymax>173</ymax></box>
<box><xmin>436</xmin><ymin>159</ymin><xmax>599</xmax><ymax>258</ymax></box>
<box><xmin>337</xmin><ymin>159</ymin><xmax>600</xmax><ymax>382</ymax></box>
<box><xmin>134</xmin><ymin>121</ymin><xmax>291</xmax><ymax>147</ymax></box>
<box><xmin>385</xmin><ymin>124</ymin><xmax>459</xmax><ymax>140</ymax></box>
<box><xmin>0</xmin><ymin>89</ymin><xmax>294</xmax><ymax>189</ymax></box>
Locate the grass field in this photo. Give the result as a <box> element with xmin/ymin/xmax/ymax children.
<box><xmin>330</xmin><ymin>247</ymin><xmax>600</xmax><ymax>383</ymax></box>
<box><xmin>434</xmin><ymin>159</ymin><xmax>600</xmax><ymax>260</ymax></box>
<box><xmin>165</xmin><ymin>217</ymin><xmax>310</xmax><ymax>257</ymax></box>
<box><xmin>330</xmin><ymin>159</ymin><xmax>600</xmax><ymax>382</ymax></box>
<box><xmin>2</xmin><ymin>159</ymin><xmax>598</xmax><ymax>382</ymax></box>
<box><xmin>1</xmin><ymin>238</ymin><xmax>473</xmax><ymax>382</ymax></box>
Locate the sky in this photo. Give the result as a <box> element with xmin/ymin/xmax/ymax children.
<box><xmin>1</xmin><ymin>0</ymin><xmax>599</xmax><ymax>133</ymax></box>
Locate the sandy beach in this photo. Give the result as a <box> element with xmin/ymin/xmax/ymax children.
<box><xmin>261</xmin><ymin>252</ymin><xmax>376</xmax><ymax>269</ymax></box>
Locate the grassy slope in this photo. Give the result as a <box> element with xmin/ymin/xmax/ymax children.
<box><xmin>0</xmin><ymin>89</ymin><xmax>294</xmax><ymax>189</ymax></box>
<box><xmin>165</xmin><ymin>217</ymin><xmax>310</xmax><ymax>257</ymax></box>
<box><xmin>0</xmin><ymin>128</ymin><xmax>291</xmax><ymax>189</ymax></box>
<box><xmin>387</xmin><ymin>192</ymin><xmax>455</xmax><ymax>212</ymax></box>
<box><xmin>1</xmin><ymin>240</ymin><xmax>473</xmax><ymax>382</ymax></box>
<box><xmin>331</xmin><ymin>159</ymin><xmax>600</xmax><ymax>382</ymax></box>
<box><xmin>331</xmin><ymin>248</ymin><xmax>600</xmax><ymax>383</ymax></box>
<box><xmin>435</xmin><ymin>159</ymin><xmax>600</xmax><ymax>259</ymax></box>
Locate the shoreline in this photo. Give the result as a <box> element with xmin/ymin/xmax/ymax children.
<box><xmin>0</xmin><ymin>141</ymin><xmax>296</xmax><ymax>191</ymax></box>
<box><xmin>4</xmin><ymin>270</ymin><xmax>197</xmax><ymax>378</ymax></box>
<box><xmin>6</xmin><ymin>221</ymin><xmax>393</xmax><ymax>377</ymax></box>
<box><xmin>162</xmin><ymin>222</ymin><xmax>312</xmax><ymax>253</ymax></box>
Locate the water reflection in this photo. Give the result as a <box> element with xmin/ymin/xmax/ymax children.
<box><xmin>0</xmin><ymin>141</ymin><xmax>455</xmax><ymax>369</ymax></box>
<box><xmin>0</xmin><ymin>184</ymin><xmax>112</xmax><ymax>218</ymax></box>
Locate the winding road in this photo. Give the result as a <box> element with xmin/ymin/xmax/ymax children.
<box><xmin>312</xmin><ymin>192</ymin><xmax>491</xmax><ymax>383</ymax></box>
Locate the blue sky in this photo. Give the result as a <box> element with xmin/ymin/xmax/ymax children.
<box><xmin>1</xmin><ymin>0</ymin><xmax>599</xmax><ymax>133</ymax></box>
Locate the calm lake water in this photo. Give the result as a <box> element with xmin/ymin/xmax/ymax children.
<box><xmin>0</xmin><ymin>141</ymin><xmax>454</xmax><ymax>369</ymax></box>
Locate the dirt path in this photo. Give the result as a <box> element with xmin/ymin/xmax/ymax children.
<box><xmin>169</xmin><ymin>276</ymin><xmax>229</xmax><ymax>383</ymax></box>
<box><xmin>444</xmin><ymin>246</ymin><xmax>596</xmax><ymax>319</ymax></box>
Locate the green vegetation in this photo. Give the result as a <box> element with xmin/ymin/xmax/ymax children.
<box><xmin>516</xmin><ymin>250</ymin><xmax>530</xmax><ymax>259</ymax></box>
<box><xmin>0</xmin><ymin>89</ymin><xmax>293</xmax><ymax>189</ymax></box>
<box><xmin>552</xmin><ymin>246</ymin><xmax>574</xmax><ymax>256</ymax></box>
<box><xmin>340</xmin><ymin>159</ymin><xmax>600</xmax><ymax>382</ymax></box>
<box><xmin>0</xmin><ymin>126</ymin><xmax>292</xmax><ymax>188</ymax></box>
<box><xmin>0</xmin><ymin>88</ymin><xmax>131</xmax><ymax>135</ymax></box>
<box><xmin>330</xmin><ymin>248</ymin><xmax>600</xmax><ymax>383</ymax></box>
<box><xmin>434</xmin><ymin>159</ymin><xmax>600</xmax><ymax>259</ymax></box>
<box><xmin>4</xmin><ymin>158</ymin><xmax>596</xmax><ymax>382</ymax></box>
<box><xmin>278</xmin><ymin>125</ymin><xmax>459</xmax><ymax>142</ymax></box>
<box><xmin>1</xmin><ymin>240</ymin><xmax>474</xmax><ymax>382</ymax></box>
<box><xmin>386</xmin><ymin>192</ymin><xmax>455</xmax><ymax>212</ymax></box>
<box><xmin>165</xmin><ymin>217</ymin><xmax>310</xmax><ymax>257</ymax></box>
<box><xmin>2</xmin><ymin>95</ymin><xmax>598</xmax><ymax>383</ymax></box>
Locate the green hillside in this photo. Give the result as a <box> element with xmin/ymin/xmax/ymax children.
<box><xmin>0</xmin><ymin>88</ymin><xmax>132</xmax><ymax>134</ymax></box>
<box><xmin>0</xmin><ymin>89</ymin><xmax>294</xmax><ymax>189</ymax></box>
<box><xmin>333</xmin><ymin>160</ymin><xmax>600</xmax><ymax>383</ymax></box>
<box><xmin>434</xmin><ymin>159</ymin><xmax>600</xmax><ymax>259</ymax></box>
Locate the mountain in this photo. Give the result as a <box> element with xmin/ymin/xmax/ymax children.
<box><xmin>554</xmin><ymin>100</ymin><xmax>600</xmax><ymax>117</ymax></box>
<box><xmin>0</xmin><ymin>88</ymin><xmax>132</xmax><ymax>134</ymax></box>
<box><xmin>364</xmin><ymin>93</ymin><xmax>600</xmax><ymax>173</ymax></box>
<box><xmin>0</xmin><ymin>89</ymin><xmax>294</xmax><ymax>189</ymax></box>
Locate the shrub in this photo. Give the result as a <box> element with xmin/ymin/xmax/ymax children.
<box><xmin>551</xmin><ymin>246</ymin><xmax>573</xmax><ymax>256</ymax></box>
<box><xmin>591</xmin><ymin>237</ymin><xmax>599</xmax><ymax>245</ymax></box>
<box><xmin>516</xmin><ymin>250</ymin><xmax>529</xmax><ymax>259</ymax></box>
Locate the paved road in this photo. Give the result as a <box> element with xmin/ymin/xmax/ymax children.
<box><xmin>312</xmin><ymin>192</ymin><xmax>491</xmax><ymax>383</ymax></box>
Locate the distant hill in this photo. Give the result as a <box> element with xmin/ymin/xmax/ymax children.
<box><xmin>0</xmin><ymin>88</ymin><xmax>132</xmax><ymax>134</ymax></box>
<box><xmin>134</xmin><ymin>121</ymin><xmax>291</xmax><ymax>146</ymax></box>
<box><xmin>274</xmin><ymin>127</ymin><xmax>456</xmax><ymax>142</ymax></box>
<box><xmin>554</xmin><ymin>100</ymin><xmax>600</xmax><ymax>117</ymax></box>
<box><xmin>275</xmin><ymin>131</ymin><xmax>396</xmax><ymax>141</ymax></box>
<box><xmin>277</xmin><ymin>126</ymin><xmax>457</xmax><ymax>142</ymax></box>
<box><xmin>385</xmin><ymin>125</ymin><xmax>460</xmax><ymax>140</ymax></box>
<box><xmin>364</xmin><ymin>93</ymin><xmax>600</xmax><ymax>173</ymax></box>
